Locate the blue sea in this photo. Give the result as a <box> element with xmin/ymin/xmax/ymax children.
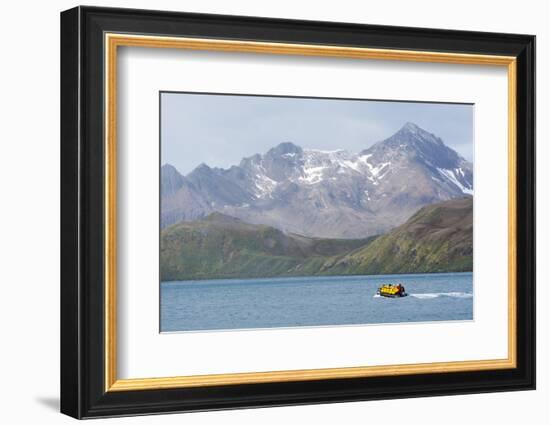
<box><xmin>160</xmin><ymin>272</ymin><xmax>473</xmax><ymax>332</ymax></box>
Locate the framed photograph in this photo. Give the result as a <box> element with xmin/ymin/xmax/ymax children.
<box><xmin>60</xmin><ymin>6</ymin><xmax>535</xmax><ymax>419</ymax></box>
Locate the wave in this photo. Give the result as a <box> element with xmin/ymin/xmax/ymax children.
<box><xmin>409</xmin><ymin>292</ymin><xmax>473</xmax><ymax>299</ymax></box>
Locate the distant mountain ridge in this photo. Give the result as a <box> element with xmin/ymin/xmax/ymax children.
<box><xmin>162</xmin><ymin>122</ymin><xmax>473</xmax><ymax>238</ymax></box>
<box><xmin>160</xmin><ymin>197</ymin><xmax>473</xmax><ymax>281</ymax></box>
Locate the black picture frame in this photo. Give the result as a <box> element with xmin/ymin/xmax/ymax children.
<box><xmin>61</xmin><ymin>5</ymin><xmax>535</xmax><ymax>419</ymax></box>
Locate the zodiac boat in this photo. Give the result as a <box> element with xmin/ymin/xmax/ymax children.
<box><xmin>376</xmin><ymin>283</ymin><xmax>407</xmax><ymax>298</ymax></box>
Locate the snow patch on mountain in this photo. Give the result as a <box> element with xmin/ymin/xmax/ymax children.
<box><xmin>299</xmin><ymin>165</ymin><xmax>327</xmax><ymax>184</ymax></box>
<box><xmin>161</xmin><ymin>122</ymin><xmax>474</xmax><ymax>237</ymax></box>
<box><xmin>372</xmin><ymin>162</ymin><xmax>391</xmax><ymax>178</ymax></box>
<box><xmin>253</xmin><ymin>173</ymin><xmax>278</xmax><ymax>198</ymax></box>
<box><xmin>437</xmin><ymin>167</ymin><xmax>473</xmax><ymax>195</ymax></box>
<box><xmin>295</xmin><ymin>149</ymin><xmax>395</xmax><ymax>185</ymax></box>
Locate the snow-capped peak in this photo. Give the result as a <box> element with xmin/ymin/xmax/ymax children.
<box><xmin>163</xmin><ymin>123</ymin><xmax>474</xmax><ymax>235</ymax></box>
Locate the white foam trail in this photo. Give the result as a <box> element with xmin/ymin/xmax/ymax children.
<box><xmin>409</xmin><ymin>292</ymin><xmax>472</xmax><ymax>299</ymax></box>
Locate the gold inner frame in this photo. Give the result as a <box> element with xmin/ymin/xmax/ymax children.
<box><xmin>104</xmin><ymin>33</ymin><xmax>518</xmax><ymax>392</ymax></box>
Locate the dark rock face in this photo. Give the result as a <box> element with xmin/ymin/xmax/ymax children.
<box><xmin>161</xmin><ymin>123</ymin><xmax>473</xmax><ymax>237</ymax></box>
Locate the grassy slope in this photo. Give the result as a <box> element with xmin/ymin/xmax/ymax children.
<box><xmin>160</xmin><ymin>198</ymin><xmax>473</xmax><ymax>281</ymax></box>
<box><xmin>323</xmin><ymin>197</ymin><xmax>473</xmax><ymax>275</ymax></box>
<box><xmin>160</xmin><ymin>212</ymin><xmax>373</xmax><ymax>280</ymax></box>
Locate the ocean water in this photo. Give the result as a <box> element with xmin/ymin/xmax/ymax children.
<box><xmin>160</xmin><ymin>272</ymin><xmax>473</xmax><ymax>332</ymax></box>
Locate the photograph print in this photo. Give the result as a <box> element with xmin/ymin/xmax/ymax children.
<box><xmin>160</xmin><ymin>92</ymin><xmax>474</xmax><ymax>332</ymax></box>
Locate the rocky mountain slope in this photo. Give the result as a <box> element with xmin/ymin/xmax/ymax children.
<box><xmin>161</xmin><ymin>122</ymin><xmax>473</xmax><ymax>238</ymax></box>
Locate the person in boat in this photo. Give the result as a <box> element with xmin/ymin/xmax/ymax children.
<box><xmin>378</xmin><ymin>283</ymin><xmax>406</xmax><ymax>296</ymax></box>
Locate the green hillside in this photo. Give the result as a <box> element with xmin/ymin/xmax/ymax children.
<box><xmin>160</xmin><ymin>198</ymin><xmax>473</xmax><ymax>281</ymax></box>
<box><xmin>160</xmin><ymin>212</ymin><xmax>374</xmax><ymax>280</ymax></box>
<box><xmin>321</xmin><ymin>197</ymin><xmax>473</xmax><ymax>275</ymax></box>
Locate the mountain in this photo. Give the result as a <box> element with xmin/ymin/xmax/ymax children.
<box><xmin>160</xmin><ymin>198</ymin><xmax>472</xmax><ymax>281</ymax></box>
<box><xmin>161</xmin><ymin>122</ymin><xmax>473</xmax><ymax>238</ymax></box>
<box><xmin>320</xmin><ymin>197</ymin><xmax>473</xmax><ymax>275</ymax></box>
<box><xmin>160</xmin><ymin>212</ymin><xmax>374</xmax><ymax>281</ymax></box>
<box><xmin>161</xmin><ymin>164</ymin><xmax>213</xmax><ymax>224</ymax></box>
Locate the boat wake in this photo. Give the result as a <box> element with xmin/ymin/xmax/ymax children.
<box><xmin>373</xmin><ymin>292</ymin><xmax>472</xmax><ymax>299</ymax></box>
<box><xmin>409</xmin><ymin>292</ymin><xmax>473</xmax><ymax>299</ymax></box>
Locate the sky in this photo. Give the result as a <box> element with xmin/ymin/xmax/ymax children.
<box><xmin>161</xmin><ymin>92</ymin><xmax>474</xmax><ymax>175</ymax></box>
